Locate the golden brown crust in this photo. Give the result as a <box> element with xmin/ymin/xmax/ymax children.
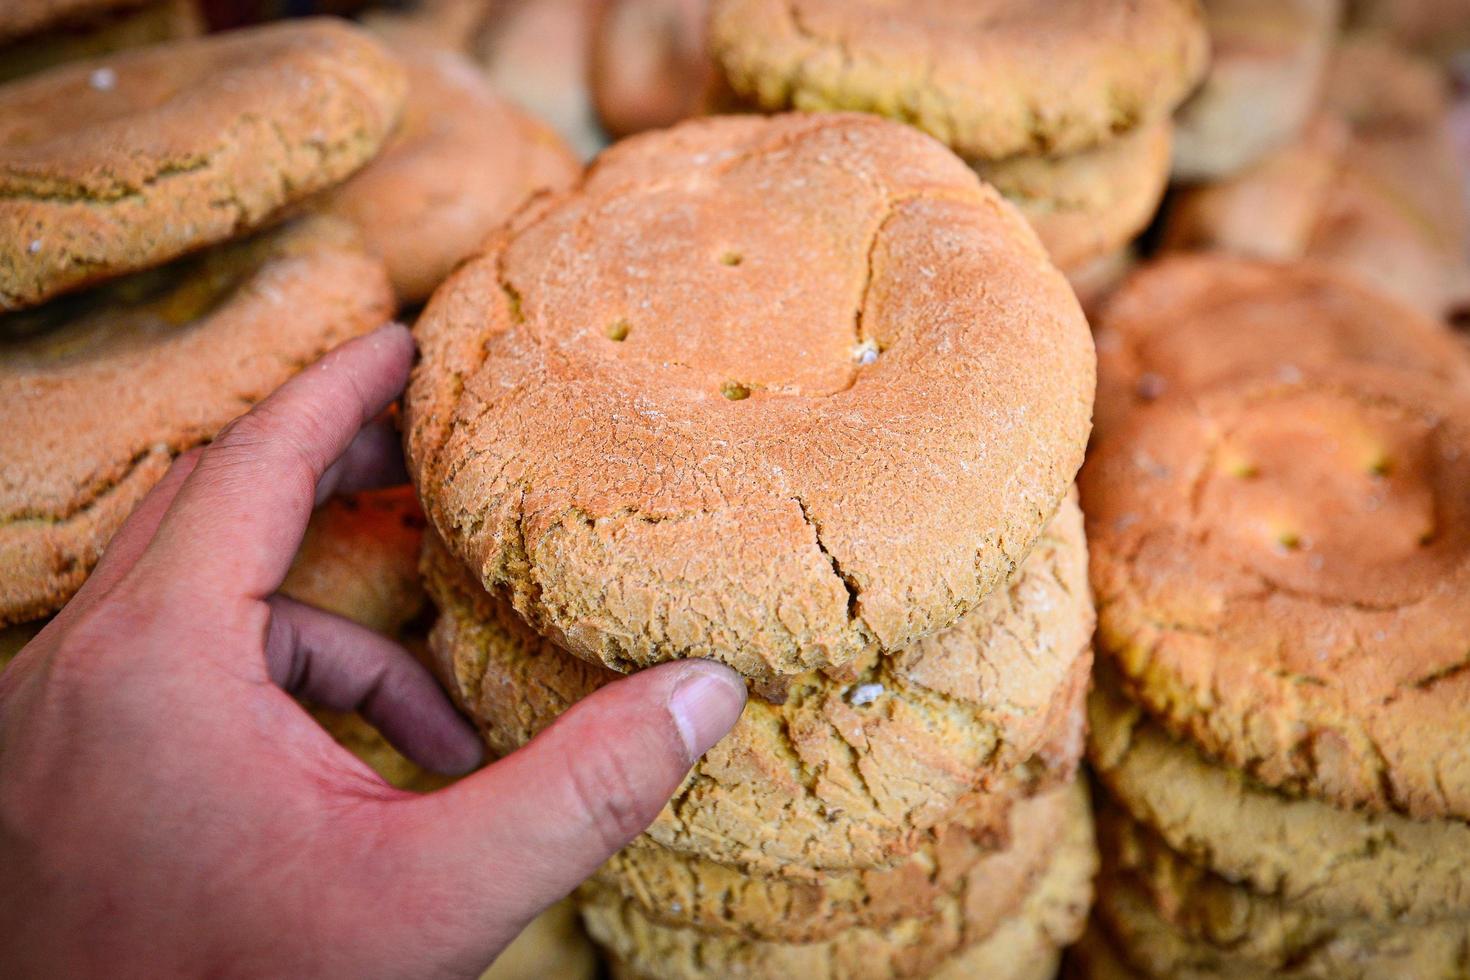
<box><xmin>1092</xmin><ymin>254</ymin><xmax>1470</xmax><ymax>435</ymax></box>
<box><xmin>0</xmin><ymin>19</ymin><xmax>406</xmax><ymax>311</ymax></box>
<box><xmin>1099</xmin><ymin>805</ymin><xmax>1470</xmax><ymax>979</ymax></box>
<box><xmin>708</xmin><ymin>0</ymin><xmax>1209</xmax><ymax>161</ymax></box>
<box><xmin>1087</xmin><ymin>673</ymin><xmax>1470</xmax><ymax>922</ymax></box>
<box><xmin>0</xmin><ymin>217</ymin><xmax>394</xmax><ymax>626</ymax></box>
<box><xmin>1083</xmin><ymin>365</ymin><xmax>1470</xmax><ymax>819</ymax></box>
<box><xmin>1171</xmin><ymin>0</ymin><xmax>1340</xmax><ymax>181</ymax></box>
<box><xmin>0</xmin><ymin>0</ymin><xmax>201</xmax><ymax>86</ymax></box>
<box><xmin>599</xmin><ymin>782</ymin><xmax>1066</xmax><ymax>949</ymax></box>
<box><xmin>427</xmin><ymin>494</ymin><xmax>1093</xmax><ymax>874</ymax></box>
<box><xmin>406</xmin><ymin>112</ymin><xmax>1094</xmax><ymax>683</ymax></box>
<box><xmin>594</xmin><ymin>731</ymin><xmax>1085</xmax><ymax>942</ymax></box>
<box><xmin>1095</xmin><ymin>871</ymin><xmax>1470</xmax><ymax>980</ymax></box>
<box><xmin>280</xmin><ymin>487</ymin><xmax>428</xmax><ymax>637</ymax></box>
<box><xmin>581</xmin><ymin>779</ymin><xmax>1096</xmax><ymax>980</ymax></box>
<box><xmin>320</xmin><ymin>37</ymin><xmax>580</xmax><ymax>305</ymax></box>
<box><xmin>973</xmin><ymin>123</ymin><xmax>1172</xmax><ymax>270</ymax></box>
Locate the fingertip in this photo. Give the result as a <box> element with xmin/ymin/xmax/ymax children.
<box><xmin>665</xmin><ymin>660</ymin><xmax>746</xmax><ymax>763</ymax></box>
<box><xmin>411</xmin><ymin>710</ymin><xmax>487</xmax><ymax>777</ymax></box>
<box><xmin>437</xmin><ymin>726</ymin><xmax>487</xmax><ymax>777</ymax></box>
<box><xmin>336</xmin><ymin>321</ymin><xmax>414</xmax><ymax>385</ymax></box>
<box><xmin>370</xmin><ymin>320</ymin><xmax>415</xmax><ymax>359</ymax></box>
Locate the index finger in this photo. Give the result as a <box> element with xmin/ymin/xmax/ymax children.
<box><xmin>129</xmin><ymin>324</ymin><xmax>414</xmax><ymax>601</ymax></box>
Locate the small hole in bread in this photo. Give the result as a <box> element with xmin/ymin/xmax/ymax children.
<box><xmin>1223</xmin><ymin>457</ymin><xmax>1257</xmax><ymax>479</ymax></box>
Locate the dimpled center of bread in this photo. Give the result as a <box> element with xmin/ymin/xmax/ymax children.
<box><xmin>1197</xmin><ymin>390</ymin><xmax>1460</xmax><ymax>605</ymax></box>
<box><xmin>506</xmin><ymin>139</ymin><xmax>908</xmax><ymax>400</ymax></box>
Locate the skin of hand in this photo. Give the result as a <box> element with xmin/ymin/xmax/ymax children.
<box><xmin>0</xmin><ymin>324</ymin><xmax>747</xmax><ymax>979</ymax></box>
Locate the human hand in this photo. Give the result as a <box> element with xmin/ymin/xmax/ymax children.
<box><xmin>0</xmin><ymin>324</ymin><xmax>747</xmax><ymax>979</ymax></box>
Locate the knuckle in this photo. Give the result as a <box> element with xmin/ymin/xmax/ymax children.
<box><xmin>203</xmin><ymin>409</ymin><xmax>318</xmax><ymax>496</ymax></box>
<box><xmin>211</xmin><ymin>404</ymin><xmax>273</xmax><ymax>449</ymax></box>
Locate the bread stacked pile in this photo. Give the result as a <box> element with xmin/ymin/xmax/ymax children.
<box><xmin>406</xmin><ymin>110</ymin><xmax>1100</xmax><ymax>979</ymax></box>
<box><xmin>1166</xmin><ymin>27</ymin><xmax>1470</xmax><ymax>319</ymax></box>
<box><xmin>0</xmin><ymin>13</ymin><xmax>582</xmax><ymax>633</ymax></box>
<box><xmin>704</xmin><ymin>0</ymin><xmax>1209</xmax><ymax>297</ymax></box>
<box><xmin>0</xmin><ymin>18</ymin><xmax>406</xmax><ymax>630</ymax></box>
<box><xmin>1073</xmin><ymin>253</ymin><xmax>1470</xmax><ymax>978</ymax></box>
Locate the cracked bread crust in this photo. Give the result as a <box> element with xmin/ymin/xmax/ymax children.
<box><xmin>925</xmin><ymin>829</ymin><xmax>1093</xmax><ymax>980</ymax></box>
<box><xmin>0</xmin><ymin>18</ymin><xmax>406</xmax><ymax>311</ymax></box>
<box><xmin>583</xmin><ymin>779</ymin><xmax>1096</xmax><ymax>980</ymax></box>
<box><xmin>1081</xmin><ymin>366</ymin><xmax>1470</xmax><ymax>819</ymax></box>
<box><xmin>972</xmin><ymin>122</ymin><xmax>1172</xmax><ymax>270</ymax></box>
<box><xmin>425</xmin><ymin>494</ymin><xmax>1094</xmax><ymax>874</ymax></box>
<box><xmin>320</xmin><ymin>38</ymin><xmax>579</xmax><ymax>306</ymax></box>
<box><xmin>1098</xmin><ymin>805</ymin><xmax>1470</xmax><ymax>980</ymax></box>
<box><xmin>1091</xmin><ymin>255</ymin><xmax>1470</xmax><ymax>436</ymax></box>
<box><xmin>707</xmin><ymin>0</ymin><xmax>1208</xmax><ymax>161</ymax></box>
<box><xmin>1095</xmin><ymin>871</ymin><xmax>1470</xmax><ymax>980</ymax></box>
<box><xmin>0</xmin><ymin>217</ymin><xmax>394</xmax><ymax>626</ymax></box>
<box><xmin>593</xmin><ymin>705</ymin><xmax>1086</xmax><ymax>942</ymax></box>
<box><xmin>405</xmin><ymin>112</ymin><xmax>1094</xmax><ymax>683</ymax></box>
<box><xmin>1087</xmin><ymin>676</ymin><xmax>1470</xmax><ymax>922</ymax></box>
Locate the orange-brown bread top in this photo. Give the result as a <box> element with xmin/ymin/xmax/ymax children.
<box><xmin>406</xmin><ymin>112</ymin><xmax>1095</xmax><ymax>682</ymax></box>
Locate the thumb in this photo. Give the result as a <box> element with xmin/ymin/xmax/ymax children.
<box><xmin>384</xmin><ymin>659</ymin><xmax>745</xmax><ymax>961</ymax></box>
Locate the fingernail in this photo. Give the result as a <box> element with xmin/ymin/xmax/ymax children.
<box><xmin>668</xmin><ymin>661</ymin><xmax>747</xmax><ymax>762</ymax></box>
